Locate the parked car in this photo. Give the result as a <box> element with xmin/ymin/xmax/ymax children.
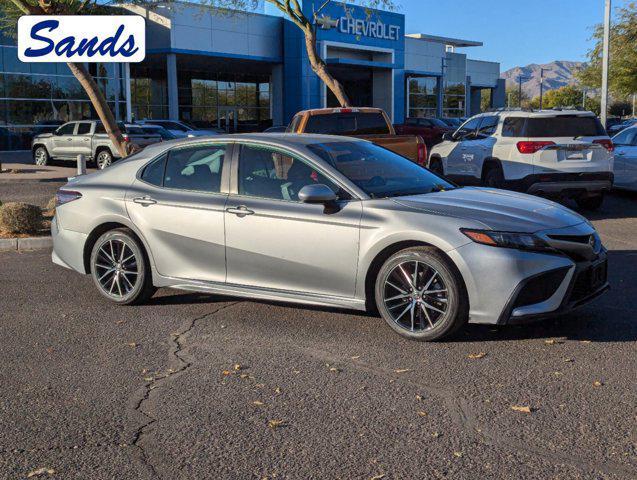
<box><xmin>139</xmin><ymin>124</ymin><xmax>179</xmax><ymax>141</ymax></box>
<box><xmin>287</xmin><ymin>107</ymin><xmax>427</xmax><ymax>165</ymax></box>
<box><xmin>263</xmin><ymin>125</ymin><xmax>288</xmax><ymax>133</ymax></box>
<box><xmin>51</xmin><ymin>134</ymin><xmax>608</xmax><ymax>341</ymax></box>
<box><xmin>608</xmin><ymin>118</ymin><xmax>637</xmax><ymax>136</ymax></box>
<box><xmin>394</xmin><ymin>117</ymin><xmax>453</xmax><ymax>148</ymax></box>
<box><xmin>438</xmin><ymin>117</ymin><xmax>463</xmax><ymax>128</ymax></box>
<box><xmin>32</xmin><ymin>121</ymin><xmax>162</xmax><ymax>169</ymax></box>
<box><xmin>612</xmin><ymin>126</ymin><xmax>637</xmax><ymax>191</ymax></box>
<box><xmin>138</xmin><ymin>119</ymin><xmax>219</xmax><ymax>138</ymax></box>
<box><xmin>429</xmin><ymin>110</ymin><xmax>614</xmax><ymax>210</ymax></box>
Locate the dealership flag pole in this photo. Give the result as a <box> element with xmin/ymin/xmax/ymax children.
<box><xmin>601</xmin><ymin>0</ymin><xmax>612</xmax><ymax>127</ymax></box>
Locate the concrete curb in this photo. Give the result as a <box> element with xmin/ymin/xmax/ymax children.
<box><xmin>0</xmin><ymin>236</ymin><xmax>52</xmax><ymax>252</ymax></box>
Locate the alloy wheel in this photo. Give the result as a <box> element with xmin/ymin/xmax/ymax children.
<box><xmin>382</xmin><ymin>260</ymin><xmax>449</xmax><ymax>332</ymax></box>
<box><xmin>34</xmin><ymin>148</ymin><xmax>47</xmax><ymax>166</ymax></box>
<box><xmin>97</xmin><ymin>152</ymin><xmax>112</xmax><ymax>169</ymax></box>
<box><xmin>93</xmin><ymin>238</ymin><xmax>139</xmax><ymax>299</ymax></box>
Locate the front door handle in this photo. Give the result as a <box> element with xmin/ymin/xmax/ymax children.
<box><xmin>133</xmin><ymin>196</ymin><xmax>157</xmax><ymax>206</ymax></box>
<box><xmin>226</xmin><ymin>205</ymin><xmax>254</xmax><ymax>217</ymax></box>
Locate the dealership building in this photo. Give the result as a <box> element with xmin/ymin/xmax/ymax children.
<box><xmin>0</xmin><ymin>0</ymin><xmax>505</xmax><ymax>150</ymax></box>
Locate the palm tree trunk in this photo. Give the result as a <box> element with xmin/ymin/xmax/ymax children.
<box><xmin>303</xmin><ymin>27</ymin><xmax>350</xmax><ymax>107</ymax></box>
<box><xmin>67</xmin><ymin>62</ymin><xmax>128</xmax><ymax>158</ymax></box>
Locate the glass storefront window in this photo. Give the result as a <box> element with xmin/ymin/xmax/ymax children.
<box><xmin>407</xmin><ymin>76</ymin><xmax>438</xmax><ymax>118</ymax></box>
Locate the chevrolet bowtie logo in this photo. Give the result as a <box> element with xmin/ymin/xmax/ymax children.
<box><xmin>315</xmin><ymin>14</ymin><xmax>339</xmax><ymax>30</ymax></box>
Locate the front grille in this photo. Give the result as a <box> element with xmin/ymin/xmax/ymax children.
<box><xmin>548</xmin><ymin>234</ymin><xmax>592</xmax><ymax>244</ymax></box>
<box><xmin>570</xmin><ymin>260</ymin><xmax>608</xmax><ymax>303</ymax></box>
<box><xmin>513</xmin><ymin>267</ymin><xmax>570</xmax><ymax>309</ymax></box>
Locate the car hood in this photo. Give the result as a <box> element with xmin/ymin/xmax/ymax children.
<box><xmin>392</xmin><ymin>187</ymin><xmax>588</xmax><ymax>233</ymax></box>
<box><xmin>34</xmin><ymin>133</ymin><xmax>53</xmax><ymax>140</ymax></box>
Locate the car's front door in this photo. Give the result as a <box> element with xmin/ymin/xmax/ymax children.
<box><xmin>224</xmin><ymin>143</ymin><xmax>362</xmax><ymax>298</ymax></box>
<box><xmin>126</xmin><ymin>142</ymin><xmax>230</xmax><ymax>282</ymax></box>
<box><xmin>51</xmin><ymin>122</ymin><xmax>76</xmax><ymax>157</ymax></box>
<box><xmin>445</xmin><ymin>117</ymin><xmax>482</xmax><ymax>178</ymax></box>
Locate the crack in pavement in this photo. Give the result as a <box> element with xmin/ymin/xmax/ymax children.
<box><xmin>0</xmin><ymin>441</ymin><xmax>127</xmax><ymax>456</ymax></box>
<box><xmin>128</xmin><ymin>302</ymin><xmax>242</xmax><ymax>479</ymax></box>
<box><xmin>301</xmin><ymin>347</ymin><xmax>637</xmax><ymax>479</ymax></box>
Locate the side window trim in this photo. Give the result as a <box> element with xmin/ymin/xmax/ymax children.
<box><xmin>229</xmin><ymin>141</ymin><xmax>358</xmax><ymax>202</ymax></box>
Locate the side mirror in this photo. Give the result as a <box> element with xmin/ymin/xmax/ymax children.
<box><xmin>298</xmin><ymin>184</ymin><xmax>337</xmax><ymax>204</ymax></box>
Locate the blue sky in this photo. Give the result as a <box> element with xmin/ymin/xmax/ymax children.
<box><xmin>400</xmin><ymin>0</ymin><xmax>633</xmax><ymax>71</ymax></box>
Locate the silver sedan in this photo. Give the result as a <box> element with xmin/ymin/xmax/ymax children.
<box><xmin>51</xmin><ymin>134</ymin><xmax>609</xmax><ymax>341</ymax></box>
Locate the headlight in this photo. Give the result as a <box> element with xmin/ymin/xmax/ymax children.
<box><xmin>461</xmin><ymin>228</ymin><xmax>555</xmax><ymax>253</ymax></box>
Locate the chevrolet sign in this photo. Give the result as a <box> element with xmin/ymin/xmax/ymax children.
<box><xmin>315</xmin><ymin>13</ymin><xmax>401</xmax><ymax>41</ymax></box>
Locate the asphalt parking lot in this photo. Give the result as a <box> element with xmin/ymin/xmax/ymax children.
<box><xmin>0</xmin><ymin>188</ymin><xmax>636</xmax><ymax>479</ymax></box>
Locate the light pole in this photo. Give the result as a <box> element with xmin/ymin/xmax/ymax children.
<box><xmin>517</xmin><ymin>75</ymin><xmax>530</xmax><ymax>108</ymax></box>
<box><xmin>539</xmin><ymin>68</ymin><xmax>547</xmax><ymax>110</ymax></box>
<box><xmin>600</xmin><ymin>0</ymin><xmax>612</xmax><ymax>127</ymax></box>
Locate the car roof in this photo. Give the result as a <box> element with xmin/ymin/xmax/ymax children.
<box><xmin>474</xmin><ymin>110</ymin><xmax>597</xmax><ymax>119</ymax></box>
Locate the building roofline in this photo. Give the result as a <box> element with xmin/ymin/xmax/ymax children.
<box><xmin>405</xmin><ymin>33</ymin><xmax>483</xmax><ymax>48</ymax></box>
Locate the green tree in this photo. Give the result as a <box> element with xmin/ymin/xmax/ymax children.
<box><xmin>505</xmin><ymin>87</ymin><xmax>531</xmax><ymax>109</ymax></box>
<box><xmin>578</xmin><ymin>2</ymin><xmax>637</xmax><ymax>98</ymax></box>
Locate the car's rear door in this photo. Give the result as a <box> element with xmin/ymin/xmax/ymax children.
<box><xmin>224</xmin><ymin>142</ymin><xmax>362</xmax><ymax>298</ymax></box>
<box><xmin>125</xmin><ymin>142</ymin><xmax>230</xmax><ymax>282</ymax></box>
<box><xmin>74</xmin><ymin>122</ymin><xmax>93</xmax><ymax>158</ymax></box>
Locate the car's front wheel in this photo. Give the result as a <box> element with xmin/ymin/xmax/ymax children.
<box><xmin>375</xmin><ymin>247</ymin><xmax>468</xmax><ymax>341</ymax></box>
<box><xmin>90</xmin><ymin>228</ymin><xmax>156</xmax><ymax>305</ymax></box>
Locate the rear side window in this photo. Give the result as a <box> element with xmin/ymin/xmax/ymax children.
<box><xmin>525</xmin><ymin>116</ymin><xmax>605</xmax><ymax>137</ymax></box>
<box><xmin>125</xmin><ymin>126</ymin><xmax>145</xmax><ymax>135</ymax></box>
<box><xmin>141</xmin><ymin>153</ymin><xmax>167</xmax><ymax>187</ymax></box>
<box><xmin>76</xmin><ymin>123</ymin><xmax>91</xmax><ymax>135</ymax></box>
<box><xmin>304</xmin><ymin>112</ymin><xmax>390</xmax><ymax>135</ymax></box>
<box><xmin>502</xmin><ymin>117</ymin><xmax>526</xmax><ymax>137</ymax></box>
<box><xmin>163</xmin><ymin>144</ymin><xmax>226</xmax><ymax>193</ymax></box>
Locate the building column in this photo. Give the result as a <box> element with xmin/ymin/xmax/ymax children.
<box><xmin>167</xmin><ymin>53</ymin><xmax>179</xmax><ymax>120</ymax></box>
<box><xmin>436</xmin><ymin>76</ymin><xmax>444</xmax><ymax>118</ymax></box>
<box><xmin>271</xmin><ymin>64</ymin><xmax>283</xmax><ymax>126</ymax></box>
<box><xmin>492</xmin><ymin>79</ymin><xmax>506</xmax><ymax>109</ymax></box>
<box><xmin>124</xmin><ymin>63</ymin><xmax>132</xmax><ymax>123</ymax></box>
<box><xmin>465</xmin><ymin>76</ymin><xmax>472</xmax><ymax>117</ymax></box>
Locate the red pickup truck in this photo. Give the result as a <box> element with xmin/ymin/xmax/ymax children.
<box><xmin>394</xmin><ymin>117</ymin><xmax>453</xmax><ymax>149</ymax></box>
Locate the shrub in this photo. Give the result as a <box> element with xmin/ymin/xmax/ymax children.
<box><xmin>46</xmin><ymin>196</ymin><xmax>56</xmax><ymax>212</ymax></box>
<box><xmin>0</xmin><ymin>202</ymin><xmax>43</xmax><ymax>234</ymax></box>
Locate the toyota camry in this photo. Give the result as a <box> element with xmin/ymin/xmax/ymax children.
<box><xmin>51</xmin><ymin>134</ymin><xmax>609</xmax><ymax>341</ymax></box>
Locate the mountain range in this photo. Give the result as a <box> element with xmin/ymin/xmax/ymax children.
<box><xmin>501</xmin><ymin>61</ymin><xmax>585</xmax><ymax>99</ymax></box>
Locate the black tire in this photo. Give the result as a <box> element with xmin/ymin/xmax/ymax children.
<box><xmin>483</xmin><ymin>164</ymin><xmax>505</xmax><ymax>189</ymax></box>
<box><xmin>374</xmin><ymin>247</ymin><xmax>468</xmax><ymax>341</ymax></box>
<box><xmin>96</xmin><ymin>149</ymin><xmax>113</xmax><ymax>170</ymax></box>
<box><xmin>576</xmin><ymin>194</ymin><xmax>604</xmax><ymax>210</ymax></box>
<box><xmin>90</xmin><ymin>228</ymin><xmax>156</xmax><ymax>305</ymax></box>
<box><xmin>33</xmin><ymin>146</ymin><xmax>49</xmax><ymax>166</ymax></box>
<box><xmin>429</xmin><ymin>157</ymin><xmax>444</xmax><ymax>176</ymax></box>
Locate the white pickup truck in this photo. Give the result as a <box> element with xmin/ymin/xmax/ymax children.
<box><xmin>32</xmin><ymin>121</ymin><xmax>162</xmax><ymax>169</ymax></box>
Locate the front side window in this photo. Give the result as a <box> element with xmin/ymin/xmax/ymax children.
<box><xmin>307</xmin><ymin>141</ymin><xmax>455</xmax><ymax>199</ymax></box>
<box><xmin>237</xmin><ymin>144</ymin><xmax>347</xmax><ymax>201</ymax></box>
<box><xmin>477</xmin><ymin>116</ymin><xmax>499</xmax><ymax>136</ymax></box>
<box><xmin>455</xmin><ymin>117</ymin><xmax>481</xmax><ymax>138</ymax></box>
<box><xmin>56</xmin><ymin>123</ymin><xmax>76</xmax><ymax>135</ymax></box>
<box><xmin>162</xmin><ymin>144</ymin><xmax>226</xmax><ymax>193</ymax></box>
<box><xmin>613</xmin><ymin>128</ymin><xmax>637</xmax><ymax>146</ymax></box>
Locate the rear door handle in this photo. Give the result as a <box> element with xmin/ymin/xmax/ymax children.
<box><xmin>226</xmin><ymin>205</ymin><xmax>254</xmax><ymax>217</ymax></box>
<box><xmin>133</xmin><ymin>196</ymin><xmax>157</xmax><ymax>206</ymax></box>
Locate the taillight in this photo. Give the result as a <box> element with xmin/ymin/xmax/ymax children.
<box><xmin>417</xmin><ymin>142</ymin><xmax>427</xmax><ymax>166</ymax></box>
<box><xmin>55</xmin><ymin>190</ymin><xmax>82</xmax><ymax>207</ymax></box>
<box><xmin>516</xmin><ymin>141</ymin><xmax>555</xmax><ymax>154</ymax></box>
<box><xmin>593</xmin><ymin>139</ymin><xmax>614</xmax><ymax>152</ymax></box>
<box><xmin>122</xmin><ymin>134</ymin><xmax>130</xmax><ymax>142</ymax></box>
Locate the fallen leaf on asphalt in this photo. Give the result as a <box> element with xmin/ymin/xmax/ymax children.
<box><xmin>417</xmin><ymin>411</ymin><xmax>428</xmax><ymax>417</ymax></box>
<box><xmin>416</xmin><ymin>395</ymin><xmax>423</xmax><ymax>401</ymax></box>
<box><xmin>268</xmin><ymin>419</ymin><xmax>285</xmax><ymax>429</ymax></box>
<box><xmin>554</xmin><ymin>371</ymin><xmax>563</xmax><ymax>376</ymax></box>
<box><xmin>252</xmin><ymin>401</ymin><xmax>265</xmax><ymax>406</ymax></box>
<box><xmin>580</xmin><ymin>340</ymin><xmax>592</xmax><ymax>344</ymax></box>
<box><xmin>292</xmin><ymin>370</ymin><xmax>301</xmax><ymax>374</ymax></box>
<box><xmin>144</xmin><ymin>377</ymin><xmax>154</xmax><ymax>382</ymax></box>
<box><xmin>563</xmin><ymin>358</ymin><xmax>574</xmax><ymax>363</ymax></box>
<box><xmin>431</xmin><ymin>432</ymin><xmax>441</xmax><ymax>438</ymax></box>
<box><xmin>275</xmin><ymin>387</ymin><xmax>282</xmax><ymax>394</ymax></box>
<box><xmin>394</xmin><ymin>369</ymin><xmax>411</xmax><ymax>374</ymax></box>
<box><xmin>27</xmin><ymin>468</ymin><xmax>55</xmax><ymax>477</ymax></box>
<box><xmin>467</xmin><ymin>352</ymin><xmax>487</xmax><ymax>359</ymax></box>
<box><xmin>370</xmin><ymin>475</ymin><xmax>385</xmax><ymax>480</ymax></box>
<box><xmin>234</xmin><ymin>363</ymin><xmax>244</xmax><ymax>371</ymax></box>
<box><xmin>351</xmin><ymin>355</ymin><xmax>361</xmax><ymax>360</ymax></box>
<box><xmin>115</xmin><ymin>320</ymin><xmax>125</xmax><ymax>325</ymax></box>
<box><xmin>221</xmin><ymin>370</ymin><xmax>232</xmax><ymax>376</ymax></box>
<box><xmin>544</xmin><ymin>339</ymin><xmax>565</xmax><ymax>345</ymax></box>
<box><xmin>453</xmin><ymin>451</ymin><xmax>463</xmax><ymax>458</ymax></box>
<box><xmin>127</xmin><ymin>342</ymin><xmax>138</xmax><ymax>348</ymax></box>
<box><xmin>511</xmin><ymin>405</ymin><xmax>533</xmax><ymax>413</ymax></box>
<box><xmin>239</xmin><ymin>374</ymin><xmax>249</xmax><ymax>379</ymax></box>
<box><xmin>593</xmin><ymin>380</ymin><xmax>604</xmax><ymax>387</ymax></box>
<box><xmin>329</xmin><ymin>367</ymin><xmax>341</xmax><ymax>373</ymax></box>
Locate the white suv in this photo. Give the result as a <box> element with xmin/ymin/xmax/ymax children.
<box><xmin>428</xmin><ymin>110</ymin><xmax>614</xmax><ymax>209</ymax></box>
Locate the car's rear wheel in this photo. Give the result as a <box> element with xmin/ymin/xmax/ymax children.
<box><xmin>96</xmin><ymin>149</ymin><xmax>113</xmax><ymax>170</ymax></box>
<box><xmin>483</xmin><ymin>165</ymin><xmax>505</xmax><ymax>188</ymax></box>
<box><xmin>33</xmin><ymin>146</ymin><xmax>49</xmax><ymax>166</ymax></box>
<box><xmin>375</xmin><ymin>247</ymin><xmax>468</xmax><ymax>341</ymax></box>
<box><xmin>576</xmin><ymin>194</ymin><xmax>604</xmax><ymax>211</ymax></box>
<box><xmin>90</xmin><ymin>229</ymin><xmax>156</xmax><ymax>305</ymax></box>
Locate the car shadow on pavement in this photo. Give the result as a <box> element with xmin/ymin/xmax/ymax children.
<box><xmin>584</xmin><ymin>190</ymin><xmax>637</xmax><ymax>221</ymax></box>
<box><xmin>146</xmin><ymin>291</ymin><xmax>236</xmax><ymax>306</ymax></box>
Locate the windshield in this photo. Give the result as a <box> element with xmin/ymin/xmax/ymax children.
<box><xmin>307</xmin><ymin>141</ymin><xmax>455</xmax><ymax>199</ymax></box>
<box><xmin>304</xmin><ymin>112</ymin><xmax>391</xmax><ymax>135</ymax></box>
